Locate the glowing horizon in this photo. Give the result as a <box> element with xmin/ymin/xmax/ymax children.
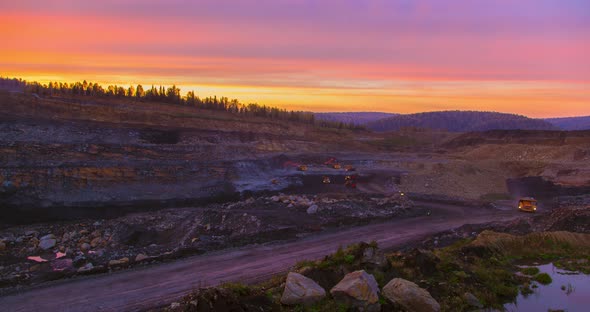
<box><xmin>2</xmin><ymin>0</ymin><xmax>589</xmax><ymax>118</ymax></box>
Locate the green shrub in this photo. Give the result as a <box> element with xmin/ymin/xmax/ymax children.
<box><xmin>534</xmin><ymin>273</ymin><xmax>552</xmax><ymax>285</ymax></box>
<box><xmin>221</xmin><ymin>282</ymin><xmax>251</xmax><ymax>296</ymax></box>
<box><xmin>520</xmin><ymin>267</ymin><xmax>540</xmax><ymax>276</ymax></box>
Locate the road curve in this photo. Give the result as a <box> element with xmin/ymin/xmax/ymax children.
<box><xmin>0</xmin><ymin>204</ymin><xmax>517</xmax><ymax>312</ymax></box>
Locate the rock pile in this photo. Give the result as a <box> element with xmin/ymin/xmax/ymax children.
<box><xmin>278</xmin><ymin>270</ymin><xmax>441</xmax><ymax>312</ymax></box>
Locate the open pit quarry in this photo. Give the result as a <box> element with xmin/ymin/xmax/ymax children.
<box><xmin>1</xmin><ymin>92</ymin><xmax>589</xmax><ymax>311</ymax></box>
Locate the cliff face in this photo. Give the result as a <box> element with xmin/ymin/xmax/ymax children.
<box><xmin>0</xmin><ymin>93</ymin><xmax>340</xmax><ymax>222</ymax></box>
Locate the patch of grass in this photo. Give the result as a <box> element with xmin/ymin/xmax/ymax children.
<box><xmin>221</xmin><ymin>282</ymin><xmax>251</xmax><ymax>296</ymax></box>
<box><xmin>260</xmin><ymin>273</ymin><xmax>286</xmax><ymax>289</ymax></box>
<box><xmin>302</xmin><ymin>299</ymin><xmax>350</xmax><ymax>312</ymax></box>
<box><xmin>372</xmin><ymin>271</ymin><xmax>386</xmax><ymax>287</ymax></box>
<box><xmin>296</xmin><ymin>243</ymin><xmax>367</xmax><ymax>270</ymax></box>
<box><xmin>468</xmin><ymin>231</ymin><xmax>590</xmax><ymax>262</ymax></box>
<box><xmin>366</xmin><ymin>135</ymin><xmax>426</xmax><ymax>150</ymax></box>
<box><xmin>473</xmin><ymin>265</ymin><xmax>519</xmax><ymax>300</ymax></box>
<box><xmin>294</xmin><ymin>259</ymin><xmax>321</xmax><ymax>270</ymax></box>
<box><xmin>343</xmin><ymin>254</ymin><xmax>355</xmax><ymax>264</ymax></box>
<box><xmin>520</xmin><ymin>281</ymin><xmax>534</xmax><ymax>297</ymax></box>
<box><xmin>554</xmin><ymin>258</ymin><xmax>590</xmax><ymax>274</ymax></box>
<box><xmin>454</xmin><ymin>270</ymin><xmax>469</xmax><ymax>279</ymax></box>
<box><xmin>520</xmin><ymin>267</ymin><xmax>540</xmax><ymax>276</ymax></box>
<box><xmin>534</xmin><ymin>273</ymin><xmax>553</xmax><ymax>285</ymax></box>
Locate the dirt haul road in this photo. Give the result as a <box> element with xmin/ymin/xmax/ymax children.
<box><xmin>0</xmin><ymin>203</ymin><xmax>519</xmax><ymax>312</ymax></box>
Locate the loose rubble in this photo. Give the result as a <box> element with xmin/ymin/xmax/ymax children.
<box><xmin>0</xmin><ymin>192</ymin><xmax>417</xmax><ymax>291</ymax></box>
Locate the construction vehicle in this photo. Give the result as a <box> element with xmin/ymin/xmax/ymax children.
<box><xmin>344</xmin><ymin>165</ymin><xmax>356</xmax><ymax>172</ymax></box>
<box><xmin>344</xmin><ymin>175</ymin><xmax>357</xmax><ymax>188</ymax></box>
<box><xmin>324</xmin><ymin>157</ymin><xmax>337</xmax><ymax>166</ymax></box>
<box><xmin>322</xmin><ymin>176</ymin><xmax>331</xmax><ymax>184</ymax></box>
<box><xmin>297</xmin><ymin>165</ymin><xmax>308</xmax><ymax>171</ymax></box>
<box><xmin>324</xmin><ymin>157</ymin><xmax>342</xmax><ymax>169</ymax></box>
<box><xmin>518</xmin><ymin>197</ymin><xmax>537</xmax><ymax>213</ymax></box>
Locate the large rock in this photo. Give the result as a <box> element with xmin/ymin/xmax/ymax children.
<box><xmin>80</xmin><ymin>243</ymin><xmax>91</xmax><ymax>252</ymax></box>
<box><xmin>280</xmin><ymin>272</ymin><xmax>326</xmax><ymax>306</ymax></box>
<box><xmin>135</xmin><ymin>253</ymin><xmax>150</xmax><ymax>262</ymax></box>
<box><xmin>407</xmin><ymin>249</ymin><xmax>440</xmax><ymax>275</ymax></box>
<box><xmin>39</xmin><ymin>238</ymin><xmax>57</xmax><ymax>250</ymax></box>
<box><xmin>361</xmin><ymin>246</ymin><xmax>387</xmax><ymax>268</ymax></box>
<box><xmin>90</xmin><ymin>237</ymin><xmax>103</xmax><ymax>248</ymax></box>
<box><xmin>51</xmin><ymin>258</ymin><xmax>74</xmax><ymax>272</ymax></box>
<box><xmin>382</xmin><ymin>278</ymin><xmax>440</xmax><ymax>312</ymax></box>
<box><xmin>330</xmin><ymin>270</ymin><xmax>380</xmax><ymax>311</ymax></box>
<box><xmin>108</xmin><ymin>257</ymin><xmax>129</xmax><ymax>267</ymax></box>
<box><xmin>463</xmin><ymin>292</ymin><xmax>483</xmax><ymax>309</ymax></box>
<box><xmin>40</xmin><ymin>234</ymin><xmax>56</xmax><ymax>241</ymax></box>
<box><xmin>306</xmin><ymin>205</ymin><xmax>319</xmax><ymax>214</ymax></box>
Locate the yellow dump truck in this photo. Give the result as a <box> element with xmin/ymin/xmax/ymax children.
<box><xmin>518</xmin><ymin>197</ymin><xmax>537</xmax><ymax>212</ymax></box>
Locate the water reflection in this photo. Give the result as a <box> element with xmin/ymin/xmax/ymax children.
<box><xmin>505</xmin><ymin>263</ymin><xmax>590</xmax><ymax>312</ymax></box>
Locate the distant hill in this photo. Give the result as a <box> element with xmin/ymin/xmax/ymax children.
<box><xmin>545</xmin><ymin>116</ymin><xmax>590</xmax><ymax>131</ymax></box>
<box><xmin>315</xmin><ymin>112</ymin><xmax>397</xmax><ymax>125</ymax></box>
<box><xmin>367</xmin><ymin>111</ymin><xmax>557</xmax><ymax>132</ymax></box>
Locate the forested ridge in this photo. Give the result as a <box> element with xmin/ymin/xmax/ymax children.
<box><xmin>0</xmin><ymin>77</ymin><xmax>362</xmax><ymax>130</ymax></box>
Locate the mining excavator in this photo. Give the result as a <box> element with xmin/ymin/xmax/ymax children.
<box><xmin>518</xmin><ymin>197</ymin><xmax>537</xmax><ymax>212</ymax></box>
<box><xmin>344</xmin><ymin>175</ymin><xmax>357</xmax><ymax>188</ymax></box>
<box><xmin>344</xmin><ymin>165</ymin><xmax>356</xmax><ymax>172</ymax></box>
<box><xmin>324</xmin><ymin>157</ymin><xmax>343</xmax><ymax>169</ymax></box>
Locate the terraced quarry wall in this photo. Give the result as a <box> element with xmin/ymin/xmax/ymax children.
<box><xmin>0</xmin><ymin>93</ymin><xmax>359</xmax><ymax>223</ymax></box>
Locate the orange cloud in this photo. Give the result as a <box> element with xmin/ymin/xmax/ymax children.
<box><xmin>1</xmin><ymin>5</ymin><xmax>589</xmax><ymax>118</ymax></box>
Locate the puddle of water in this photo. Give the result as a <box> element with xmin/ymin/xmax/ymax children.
<box><xmin>505</xmin><ymin>263</ymin><xmax>590</xmax><ymax>312</ymax></box>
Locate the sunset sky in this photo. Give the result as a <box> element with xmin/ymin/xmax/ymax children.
<box><xmin>1</xmin><ymin>0</ymin><xmax>589</xmax><ymax>117</ymax></box>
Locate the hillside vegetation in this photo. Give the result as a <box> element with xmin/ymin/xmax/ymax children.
<box><xmin>315</xmin><ymin>112</ymin><xmax>397</xmax><ymax>125</ymax></box>
<box><xmin>367</xmin><ymin>111</ymin><xmax>556</xmax><ymax>132</ymax></box>
<box><xmin>546</xmin><ymin>116</ymin><xmax>590</xmax><ymax>130</ymax></box>
<box><xmin>0</xmin><ymin>77</ymin><xmax>358</xmax><ymax>130</ymax></box>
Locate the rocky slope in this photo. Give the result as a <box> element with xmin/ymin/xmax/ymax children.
<box><xmin>0</xmin><ymin>192</ymin><xmax>415</xmax><ymax>292</ymax></box>
<box><xmin>0</xmin><ymin>92</ymin><xmax>370</xmax><ymax>223</ymax></box>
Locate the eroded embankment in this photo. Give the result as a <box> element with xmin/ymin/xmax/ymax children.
<box><xmin>165</xmin><ymin>207</ymin><xmax>590</xmax><ymax>312</ymax></box>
